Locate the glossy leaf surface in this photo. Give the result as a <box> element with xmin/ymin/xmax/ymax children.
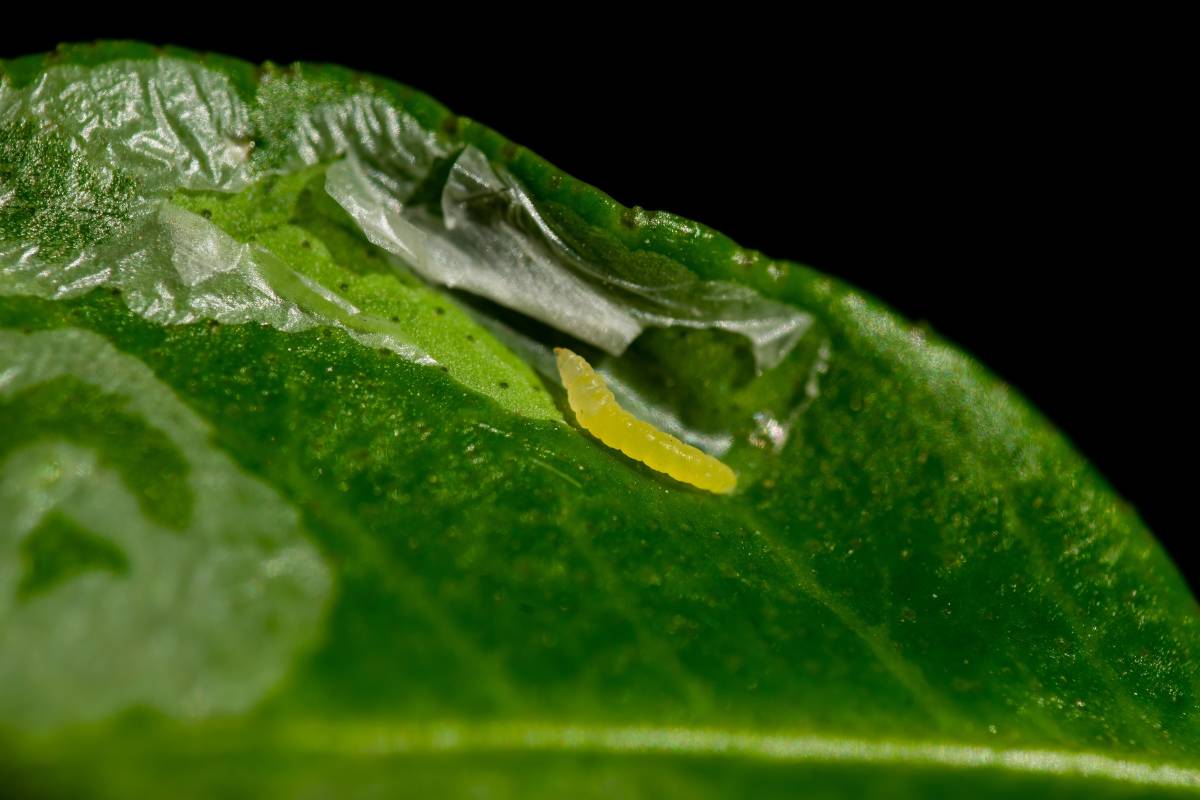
<box><xmin>1</xmin><ymin>43</ymin><xmax>1197</xmax><ymax>798</ymax></box>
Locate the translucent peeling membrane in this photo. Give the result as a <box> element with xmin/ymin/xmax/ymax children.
<box><xmin>0</xmin><ymin>60</ymin><xmax>430</xmax><ymax>362</ymax></box>
<box><xmin>2</xmin><ymin>57</ymin><xmax>814</xmax><ymax>395</ymax></box>
<box><xmin>0</xmin><ymin>199</ymin><xmax>432</xmax><ymax>365</ymax></box>
<box><xmin>1</xmin><ymin>59</ymin><xmax>255</xmax><ymax>195</ymax></box>
<box><xmin>325</xmin><ymin>146</ymin><xmax>814</xmax><ymax>371</ymax></box>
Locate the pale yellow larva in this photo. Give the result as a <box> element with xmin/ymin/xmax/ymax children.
<box><xmin>554</xmin><ymin>347</ymin><xmax>737</xmax><ymax>494</ymax></box>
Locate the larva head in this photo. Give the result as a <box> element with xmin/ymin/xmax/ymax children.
<box><xmin>554</xmin><ymin>347</ymin><xmax>589</xmax><ymax>385</ymax></box>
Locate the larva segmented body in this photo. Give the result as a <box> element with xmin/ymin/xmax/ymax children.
<box><xmin>554</xmin><ymin>348</ymin><xmax>737</xmax><ymax>494</ymax></box>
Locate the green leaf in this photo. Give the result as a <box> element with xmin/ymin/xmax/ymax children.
<box><xmin>1</xmin><ymin>43</ymin><xmax>1198</xmax><ymax>799</ymax></box>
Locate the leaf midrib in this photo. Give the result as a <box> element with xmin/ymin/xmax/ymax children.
<box><xmin>257</xmin><ymin>719</ymin><xmax>1200</xmax><ymax>790</ymax></box>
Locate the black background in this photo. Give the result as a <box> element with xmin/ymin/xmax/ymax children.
<box><xmin>3</xmin><ymin>23</ymin><xmax>1190</xmax><ymax>588</ymax></box>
